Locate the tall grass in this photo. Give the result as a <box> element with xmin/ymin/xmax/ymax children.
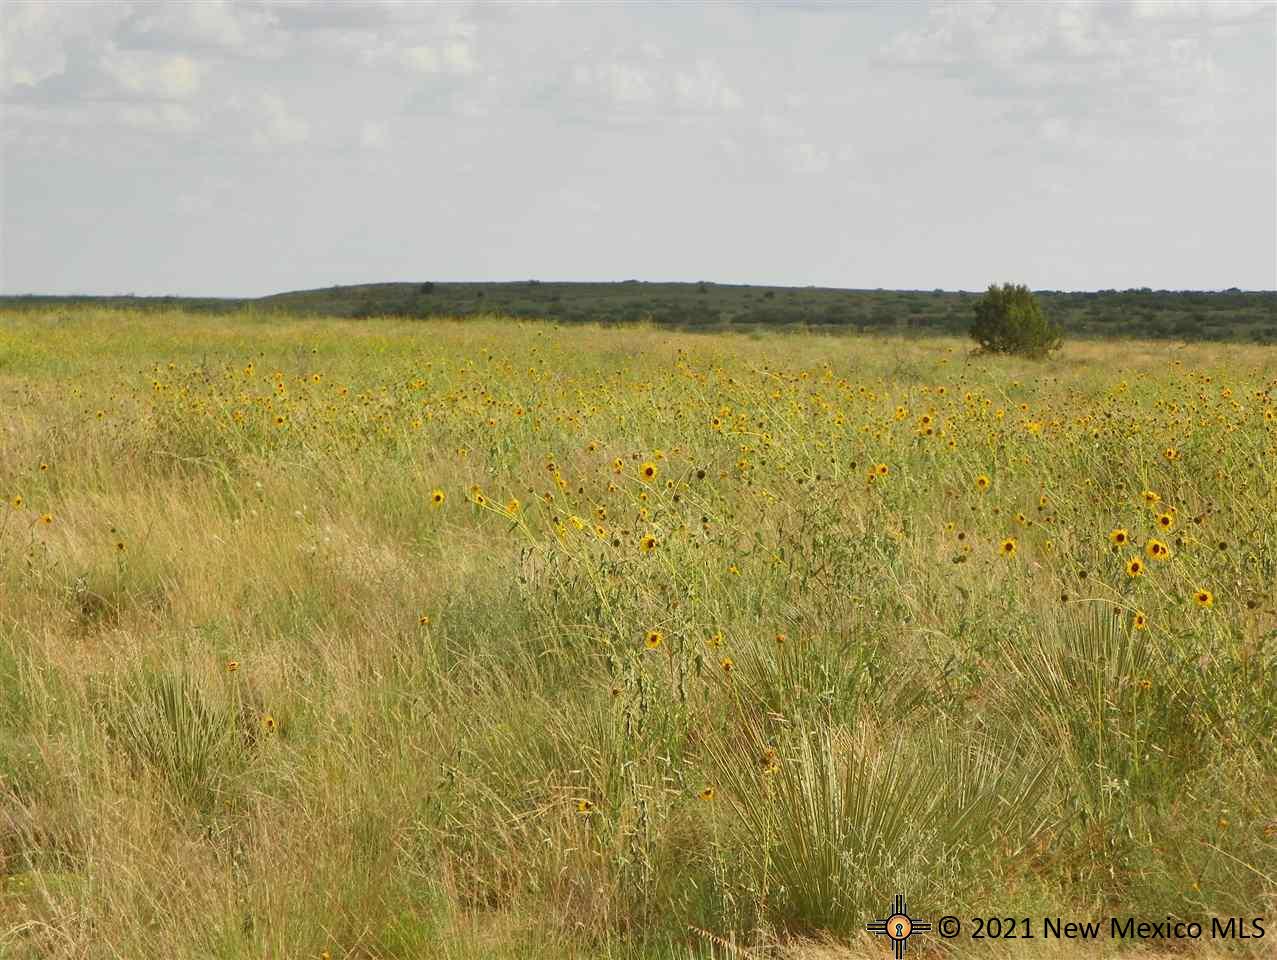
<box><xmin>0</xmin><ymin>307</ymin><xmax>1273</xmax><ymax>957</ymax></box>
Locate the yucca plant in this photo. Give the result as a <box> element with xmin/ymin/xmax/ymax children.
<box><xmin>701</xmin><ymin>707</ymin><xmax>1047</xmax><ymax>935</ymax></box>
<box><xmin>99</xmin><ymin>668</ymin><xmax>244</xmax><ymax>810</ymax></box>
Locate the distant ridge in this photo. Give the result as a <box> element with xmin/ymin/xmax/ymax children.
<box><xmin>2</xmin><ymin>281</ymin><xmax>1274</xmax><ymax>342</ymax></box>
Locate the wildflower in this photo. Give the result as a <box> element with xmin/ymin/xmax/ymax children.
<box><xmin>706</xmin><ymin>632</ymin><xmax>723</xmax><ymax>649</ymax></box>
<box><xmin>261</xmin><ymin>713</ymin><xmax>277</xmax><ymax>734</ymax></box>
<box><xmin>10</xmin><ymin>495</ymin><xmax>22</xmax><ymax>510</ymax></box>
<box><xmin>1193</xmin><ymin>589</ymin><xmax>1213</xmax><ymax>608</ymax></box>
<box><xmin>505</xmin><ymin>497</ymin><xmax>521</xmax><ymax>515</ymax></box>
<box><xmin>698</xmin><ymin>787</ymin><xmax>715</xmax><ymax>802</ymax></box>
<box><xmin>875</xmin><ymin>463</ymin><xmax>889</xmax><ymax>477</ymax></box>
<box><xmin>759</xmin><ymin>748</ymin><xmax>780</xmax><ymax>776</ymax></box>
<box><xmin>1132</xmin><ymin>612</ymin><xmax>1148</xmax><ymax>630</ymax></box>
<box><xmin>998</xmin><ymin>537</ymin><xmax>1017</xmax><ymax>557</ymax></box>
<box><xmin>430</xmin><ymin>489</ymin><xmax>445</xmax><ymax>506</ymax></box>
<box><xmin>644</xmin><ymin>629</ymin><xmax>663</xmax><ymax>650</ymax></box>
<box><xmin>39</xmin><ymin>513</ymin><xmax>53</xmax><ymax>525</ymax></box>
<box><xmin>1142</xmin><ymin>489</ymin><xmax>1161</xmax><ymax>504</ymax></box>
<box><xmin>1109</xmin><ymin>528</ymin><xmax>1129</xmax><ymax>546</ymax></box>
<box><xmin>1145</xmin><ymin>539</ymin><xmax>1171</xmax><ymax>560</ymax></box>
<box><xmin>975</xmin><ymin>474</ymin><xmax>990</xmax><ymax>492</ymax></box>
<box><xmin>720</xmin><ymin>656</ymin><xmax>734</xmax><ymax>674</ymax></box>
<box><xmin>639</xmin><ymin>533</ymin><xmax>656</xmax><ymax>553</ymax></box>
<box><xmin>1155</xmin><ymin>512</ymin><xmax>1174</xmax><ymax>531</ymax></box>
<box><xmin>1163</xmin><ymin>447</ymin><xmax>1178</xmax><ymax>461</ymax></box>
<box><xmin>1126</xmin><ymin>556</ymin><xmax>1146</xmax><ymax>577</ymax></box>
<box><xmin>226</xmin><ymin>660</ymin><xmax>240</xmax><ymax>672</ymax></box>
<box><xmin>576</xmin><ymin>799</ymin><xmax>594</xmax><ymax>815</ymax></box>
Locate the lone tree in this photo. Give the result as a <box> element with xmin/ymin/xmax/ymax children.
<box><xmin>970</xmin><ymin>283</ymin><xmax>1062</xmax><ymax>359</ymax></box>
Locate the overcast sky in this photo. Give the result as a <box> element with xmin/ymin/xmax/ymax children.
<box><xmin>2</xmin><ymin>0</ymin><xmax>1274</xmax><ymax>297</ymax></box>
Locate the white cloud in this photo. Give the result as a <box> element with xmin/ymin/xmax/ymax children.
<box><xmin>1</xmin><ymin>3</ymin><xmax>131</xmax><ymax>93</ymax></box>
<box><xmin>100</xmin><ymin>52</ymin><xmax>202</xmax><ymax>99</ymax></box>
<box><xmin>381</xmin><ymin>38</ymin><xmax>477</xmax><ymax>75</ymax></box>
<box><xmin>575</xmin><ymin>61</ymin><xmax>656</xmax><ymax>106</ymax></box>
<box><xmin>874</xmin><ymin>1</ymin><xmax>1264</xmax><ymax>137</ymax></box>
<box><xmin>442</xmin><ymin>40</ymin><xmax>477</xmax><ymax>74</ymax></box>
<box><xmin>119</xmin><ymin>103</ymin><xmax>200</xmax><ymax>134</ymax></box>
<box><xmin>121</xmin><ymin>2</ymin><xmax>251</xmax><ymax>51</ymax></box>
<box><xmin>401</xmin><ymin>45</ymin><xmax>441</xmax><ymax>73</ymax></box>
<box><xmin>674</xmin><ymin>59</ymin><xmax>742</xmax><ymax>112</ymax></box>
<box><xmin>360</xmin><ymin>120</ymin><xmax>390</xmax><ymax>151</ymax></box>
<box><xmin>239</xmin><ymin>93</ymin><xmax>309</xmax><ymax>147</ymax></box>
<box><xmin>784</xmin><ymin>142</ymin><xmax>830</xmax><ymax>175</ymax></box>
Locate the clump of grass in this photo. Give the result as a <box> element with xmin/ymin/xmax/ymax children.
<box><xmin>95</xmin><ymin>668</ymin><xmax>246</xmax><ymax>810</ymax></box>
<box><xmin>702</xmin><ymin>708</ymin><xmax>1048</xmax><ymax>936</ymax></box>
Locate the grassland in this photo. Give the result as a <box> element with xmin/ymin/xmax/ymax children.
<box><xmin>0</xmin><ymin>307</ymin><xmax>1274</xmax><ymax>959</ymax></box>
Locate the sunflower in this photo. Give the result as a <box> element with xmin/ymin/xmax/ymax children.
<box><xmin>1109</xmin><ymin>528</ymin><xmax>1129</xmax><ymax>546</ymax></box>
<box><xmin>576</xmin><ymin>799</ymin><xmax>595</xmax><ymax>815</ymax></box>
<box><xmin>975</xmin><ymin>474</ymin><xmax>990</xmax><ymax>492</ymax></box>
<box><xmin>1193</xmin><ymin>589</ymin><xmax>1213</xmax><ymax>608</ymax></box>
<box><xmin>1163</xmin><ymin>447</ymin><xmax>1179</xmax><ymax>461</ymax></box>
<box><xmin>639</xmin><ymin>533</ymin><xmax>657</xmax><ymax>553</ymax></box>
<box><xmin>1155</xmin><ymin>512</ymin><xmax>1174</xmax><ymax>531</ymax></box>
<box><xmin>640</xmin><ymin>461</ymin><xmax>658</xmax><ymax>482</ymax></box>
<box><xmin>10</xmin><ymin>495</ymin><xmax>22</xmax><ymax>510</ymax></box>
<box><xmin>720</xmin><ymin>656</ymin><xmax>734</xmax><ymax>674</ymax></box>
<box><xmin>998</xmin><ymin>537</ymin><xmax>1017</xmax><ymax>557</ymax></box>
<box><xmin>1132</xmin><ymin>611</ymin><xmax>1148</xmax><ymax>630</ymax></box>
<box><xmin>1145</xmin><ymin>538</ymin><xmax>1171</xmax><ymax>560</ymax></box>
<box><xmin>759</xmin><ymin>748</ymin><xmax>780</xmax><ymax>776</ymax></box>
<box><xmin>1126</xmin><ymin>556</ymin><xmax>1146</xmax><ymax>577</ymax></box>
<box><xmin>1142</xmin><ymin>489</ymin><xmax>1161</xmax><ymax>505</ymax></box>
<box><xmin>698</xmin><ymin>787</ymin><xmax>715</xmax><ymax>802</ymax></box>
<box><xmin>875</xmin><ymin>463</ymin><xmax>889</xmax><ymax>477</ymax></box>
<box><xmin>644</xmin><ymin>629</ymin><xmax>664</xmax><ymax>650</ymax></box>
<box><xmin>39</xmin><ymin>513</ymin><xmax>53</xmax><ymax>525</ymax></box>
<box><xmin>430</xmin><ymin>489</ymin><xmax>445</xmax><ymax>506</ymax></box>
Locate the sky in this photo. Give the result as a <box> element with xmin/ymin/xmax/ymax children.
<box><xmin>2</xmin><ymin>0</ymin><xmax>1274</xmax><ymax>297</ymax></box>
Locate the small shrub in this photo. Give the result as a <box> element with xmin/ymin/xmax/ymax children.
<box><xmin>970</xmin><ymin>283</ymin><xmax>1062</xmax><ymax>358</ymax></box>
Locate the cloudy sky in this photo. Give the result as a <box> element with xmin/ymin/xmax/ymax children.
<box><xmin>2</xmin><ymin>0</ymin><xmax>1274</xmax><ymax>296</ymax></box>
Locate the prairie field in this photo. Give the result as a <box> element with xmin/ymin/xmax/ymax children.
<box><xmin>1</xmin><ymin>307</ymin><xmax>1275</xmax><ymax>959</ymax></box>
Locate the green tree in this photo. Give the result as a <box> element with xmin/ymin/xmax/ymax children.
<box><xmin>970</xmin><ymin>283</ymin><xmax>1062</xmax><ymax>358</ymax></box>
